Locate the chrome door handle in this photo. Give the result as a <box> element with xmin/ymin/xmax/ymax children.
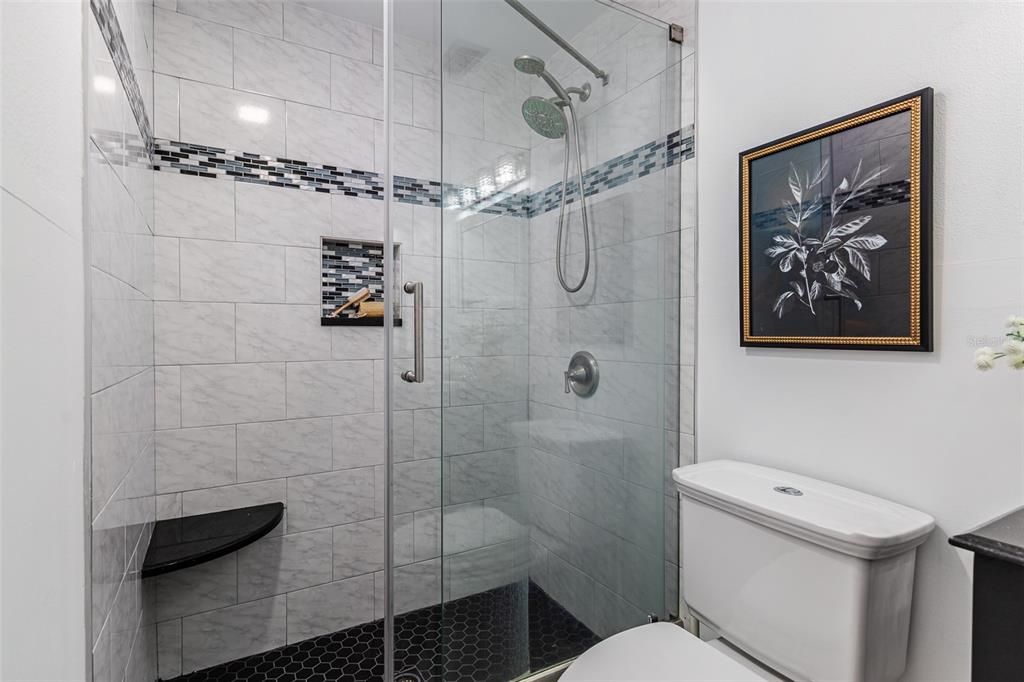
<box><xmin>401</xmin><ymin>281</ymin><xmax>424</xmax><ymax>383</ymax></box>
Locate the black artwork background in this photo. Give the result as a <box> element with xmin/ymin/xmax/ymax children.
<box><xmin>748</xmin><ymin>111</ymin><xmax>913</xmax><ymax>339</ymax></box>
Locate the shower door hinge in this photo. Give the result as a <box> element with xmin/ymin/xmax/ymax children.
<box><xmin>669</xmin><ymin>24</ymin><xmax>684</xmax><ymax>44</ymax></box>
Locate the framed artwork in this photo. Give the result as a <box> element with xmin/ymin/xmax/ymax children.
<box><xmin>739</xmin><ymin>88</ymin><xmax>933</xmax><ymax>351</ymax></box>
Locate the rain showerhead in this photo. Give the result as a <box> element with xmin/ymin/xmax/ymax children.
<box><xmin>521</xmin><ymin>96</ymin><xmax>567</xmax><ymax>139</ymax></box>
<box><xmin>513</xmin><ymin>54</ymin><xmax>546</xmax><ymax>75</ymax></box>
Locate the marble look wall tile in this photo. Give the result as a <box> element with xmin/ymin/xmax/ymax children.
<box><xmin>156</xmin><ymin>492</ymin><xmax>182</xmax><ymax>520</ymax></box>
<box><xmin>330</xmin><ymin>55</ymin><xmax>381</xmax><ymax>119</ymax></box>
<box><xmin>154</xmin><ymin>73</ymin><xmax>179</xmax><ymax>140</ymax></box>
<box><xmin>154</xmin><ymin>8</ymin><xmax>232</xmax><ymax>86</ymax></box>
<box><xmin>154</xmin><ymin>365</ymin><xmax>181</xmax><ymax>431</ymax></box>
<box><xmin>155</xmin><ymin>554</ymin><xmax>237</xmax><ymax>621</ymax></box>
<box><xmin>181</xmin><ymin>595</ymin><xmax>287</xmax><ymax>672</ymax></box>
<box><xmin>413</xmin><ymin>408</ymin><xmax>441</xmax><ymax>461</ymax></box>
<box><xmin>579</xmin><ymin>359</ymin><xmax>661</xmax><ymax>428</ymax></box>
<box><xmin>285</xmin><ymin>360</ymin><xmax>374</xmax><ymax>418</ymax></box>
<box><xmin>443</xmin><ymin>84</ymin><xmax>484</xmax><ymax>140</ymax></box>
<box><xmin>286</xmin><ymin>467</ymin><xmax>376</xmax><ymax>531</ymax></box>
<box><xmin>180</xmin><ymin>362</ymin><xmax>286</xmax><ymax>427</ymax></box>
<box><xmin>592</xmin><ymin>581</ymin><xmax>646</xmax><ymax>640</ymax></box>
<box><xmin>92</xmin><ymin>493</ymin><xmax>125</xmax><ymax>637</ymax></box>
<box><xmin>412</xmin><ymin>75</ymin><xmax>439</xmax><ymax>131</ymax></box>
<box><xmin>235</xmin><ymin>304</ymin><xmax>331</xmax><ymax>362</ymax></box>
<box><xmin>483</xmin><ymin>401</ymin><xmax>528</xmax><ymax>451</ymax></box>
<box><xmin>155</xmin><ymin>425</ymin><xmax>236</xmax><ymax>494</ymax></box>
<box><xmin>483</xmin><ymin>495</ymin><xmax>523</xmax><ymax>545</ymax></box>
<box><xmin>179</xmin><ymin>80</ymin><xmax>286</xmax><ymax>156</ymax></box>
<box><xmin>330</xmin><ymin>193</ymin><xmax>384</xmax><ymax>242</ymax></box>
<box><xmin>156</xmin><ymin>619</ymin><xmax>182</xmax><ymax>680</ymax></box>
<box><xmin>182</xmin><ymin>478</ymin><xmax>287</xmax><ymax>517</ymax></box>
<box><xmin>154</xmin><ymin>236</ymin><xmax>180</xmax><ymax>300</ymax></box>
<box><xmin>332</xmin><ymin>326</ymin><xmax>387</xmax><ymax>361</ymax></box>
<box><xmin>175</xmin><ymin>0</ymin><xmax>283</xmax><ymax>35</ymax></box>
<box><xmin>332</xmin><ymin>412</ymin><xmax>385</xmax><ymax>470</ymax></box>
<box><xmin>282</xmin><ymin>3</ymin><xmax>372</xmax><ymax>62</ymax></box>
<box><xmin>236</xmin><ymin>417</ymin><xmax>332</xmax><ymax>482</ymax></box>
<box><xmin>235</xmin><ymin>180</ymin><xmax>330</xmax><ymax>247</ymax></box>
<box><xmin>446</xmin><ymin>541</ymin><xmax>522</xmax><ymax>601</ymax></box>
<box><xmin>179</xmin><ymin>239</ymin><xmax>285</xmax><ymax>303</ymax></box>
<box><xmin>285</xmin><ymin>102</ymin><xmax>374</xmax><ymax>171</ymax></box>
<box><xmin>443</xmin><ymin>501</ymin><xmax>485</xmax><ymax>555</ymax></box>
<box><xmin>285</xmin><ymin>247</ymin><xmax>320</xmax><ymax>305</ymax></box>
<box><xmin>394</xmin><ymin>33</ymin><xmax>438</xmax><ymax>80</ymax></box>
<box><xmin>545</xmin><ymin>552</ymin><xmax>596</xmax><ymax>630</ymax></box>
<box><xmin>237</xmin><ymin>528</ymin><xmax>333</xmax><ymax>601</ymax></box>
<box><xmin>332</xmin><ymin>517</ymin><xmax>383</xmax><ymax>579</ymax></box>
<box><xmin>393</xmin><ymin>458</ymin><xmax>441</xmax><ymax>515</ymax></box>
<box><xmin>448</xmin><ymin>449</ymin><xmax>518</xmax><ymax>504</ymax></box>
<box><xmin>442</xmin><ymin>405</ymin><xmax>483</xmax><ymax>456</ymax></box>
<box><xmin>154</xmin><ymin>302</ymin><xmax>235</xmax><ymax>365</ymax></box>
<box><xmin>286</xmin><ymin>574</ymin><xmax>374</xmax><ymax>643</ymax></box>
<box><xmin>482</xmin><ymin>309</ymin><xmax>528</xmax><ymax>356</ymax></box>
<box><xmin>389</xmin><ymin>558</ymin><xmax>442</xmax><ymax>615</ymax></box>
<box><xmin>412</xmin><ymin>508</ymin><xmax>440</xmax><ymax>562</ymax></box>
<box><xmin>394</xmin><ymin>124</ymin><xmax>439</xmax><ymax>179</ymax></box>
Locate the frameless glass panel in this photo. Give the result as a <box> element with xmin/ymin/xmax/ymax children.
<box><xmin>388</xmin><ymin>0</ymin><xmax>447</xmax><ymax>679</ymax></box>
<box><xmin>436</xmin><ymin>0</ymin><xmax>681</xmax><ymax>678</ymax></box>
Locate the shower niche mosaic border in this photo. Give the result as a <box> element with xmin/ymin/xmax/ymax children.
<box><xmin>321</xmin><ymin>237</ymin><xmax>402</xmax><ymax>327</ymax></box>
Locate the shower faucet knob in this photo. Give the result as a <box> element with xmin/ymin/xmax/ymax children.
<box><xmin>564</xmin><ymin>351</ymin><xmax>599</xmax><ymax>398</ymax></box>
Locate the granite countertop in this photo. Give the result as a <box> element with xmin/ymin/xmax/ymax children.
<box><xmin>949</xmin><ymin>505</ymin><xmax>1024</xmax><ymax>568</ymax></box>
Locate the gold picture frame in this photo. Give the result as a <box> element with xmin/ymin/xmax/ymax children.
<box><xmin>739</xmin><ymin>89</ymin><xmax>933</xmax><ymax>351</ymax></box>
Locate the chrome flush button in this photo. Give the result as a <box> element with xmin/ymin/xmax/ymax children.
<box><xmin>773</xmin><ymin>485</ymin><xmax>803</xmax><ymax>496</ymax></box>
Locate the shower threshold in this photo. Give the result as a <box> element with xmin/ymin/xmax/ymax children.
<box><xmin>165</xmin><ymin>581</ymin><xmax>599</xmax><ymax>682</ymax></box>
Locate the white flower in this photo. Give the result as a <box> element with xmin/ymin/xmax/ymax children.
<box><xmin>1011</xmin><ymin>354</ymin><xmax>1024</xmax><ymax>370</ymax></box>
<box><xmin>975</xmin><ymin>347</ymin><xmax>997</xmax><ymax>370</ymax></box>
<box><xmin>1004</xmin><ymin>339</ymin><xmax>1024</xmax><ymax>356</ymax></box>
<box><xmin>1006</xmin><ymin>315</ymin><xmax>1024</xmax><ymax>328</ymax></box>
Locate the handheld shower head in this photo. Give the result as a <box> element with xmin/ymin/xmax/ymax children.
<box><xmin>521</xmin><ymin>96</ymin><xmax>567</xmax><ymax>139</ymax></box>
<box><xmin>513</xmin><ymin>55</ymin><xmax>547</xmax><ymax>75</ymax></box>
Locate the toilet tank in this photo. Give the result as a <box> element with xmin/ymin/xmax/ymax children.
<box><xmin>674</xmin><ymin>461</ymin><xmax>934</xmax><ymax>682</ymax></box>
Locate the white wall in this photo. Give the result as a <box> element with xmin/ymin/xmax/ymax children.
<box><xmin>0</xmin><ymin>1</ymin><xmax>88</xmax><ymax>680</ymax></box>
<box><xmin>697</xmin><ymin>1</ymin><xmax>1024</xmax><ymax>680</ymax></box>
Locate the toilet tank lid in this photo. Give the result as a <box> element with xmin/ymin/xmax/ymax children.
<box><xmin>673</xmin><ymin>461</ymin><xmax>935</xmax><ymax>559</ymax></box>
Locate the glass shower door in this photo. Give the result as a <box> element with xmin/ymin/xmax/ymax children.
<box><xmin>387</xmin><ymin>0</ymin><xmax>681</xmax><ymax>678</ymax></box>
<box><xmin>438</xmin><ymin>0</ymin><xmax>680</xmax><ymax>678</ymax></box>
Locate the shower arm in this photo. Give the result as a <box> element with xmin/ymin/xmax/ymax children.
<box><xmin>504</xmin><ymin>0</ymin><xmax>610</xmax><ymax>86</ymax></box>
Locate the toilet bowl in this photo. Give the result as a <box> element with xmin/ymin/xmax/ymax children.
<box><xmin>559</xmin><ymin>622</ymin><xmax>771</xmax><ymax>681</ymax></box>
<box><xmin>561</xmin><ymin>461</ymin><xmax>935</xmax><ymax>682</ymax></box>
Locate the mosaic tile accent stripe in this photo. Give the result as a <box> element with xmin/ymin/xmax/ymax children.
<box><xmin>91</xmin><ymin>0</ymin><xmax>153</xmax><ymax>152</ymax></box>
<box><xmin>321</xmin><ymin>238</ymin><xmax>390</xmax><ymax>321</ymax></box>
<box><xmin>152</xmin><ymin>125</ymin><xmax>695</xmax><ymax>219</ymax></box>
<box><xmin>750</xmin><ymin>179</ymin><xmax>912</xmax><ymax>231</ymax></box>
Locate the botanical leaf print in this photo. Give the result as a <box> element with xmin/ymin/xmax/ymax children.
<box><xmin>764</xmin><ymin>158</ymin><xmax>889</xmax><ymax>318</ymax></box>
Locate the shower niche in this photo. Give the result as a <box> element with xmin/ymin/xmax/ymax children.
<box><xmin>321</xmin><ymin>237</ymin><xmax>402</xmax><ymax>326</ymax></box>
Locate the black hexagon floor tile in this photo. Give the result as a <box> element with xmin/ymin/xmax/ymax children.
<box><xmin>167</xmin><ymin>581</ymin><xmax>600</xmax><ymax>682</ymax></box>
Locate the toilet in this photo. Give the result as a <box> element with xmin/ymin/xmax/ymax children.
<box><xmin>561</xmin><ymin>460</ymin><xmax>935</xmax><ymax>682</ymax></box>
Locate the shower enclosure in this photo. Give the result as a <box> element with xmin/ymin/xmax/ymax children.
<box><xmin>97</xmin><ymin>0</ymin><xmax>689</xmax><ymax>679</ymax></box>
<box><xmin>387</xmin><ymin>0</ymin><xmax>684</xmax><ymax>677</ymax></box>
